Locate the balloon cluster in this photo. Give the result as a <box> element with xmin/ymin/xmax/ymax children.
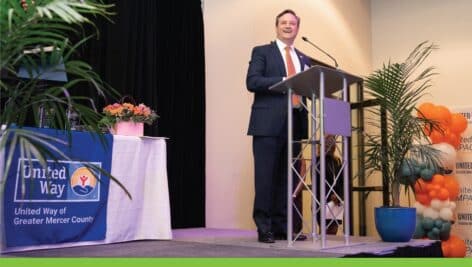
<box><xmin>398</xmin><ymin>159</ymin><xmax>437</xmax><ymax>186</ymax></box>
<box><xmin>417</xmin><ymin>102</ymin><xmax>467</xmax><ymax>148</ymax></box>
<box><xmin>412</xmin><ymin>102</ymin><xmax>468</xmax><ymax>257</ymax></box>
<box><xmin>414</xmin><ymin>174</ymin><xmax>460</xmax><ymax>206</ymax></box>
<box><xmin>414</xmin><ymin>175</ymin><xmax>457</xmax><ymax>239</ymax></box>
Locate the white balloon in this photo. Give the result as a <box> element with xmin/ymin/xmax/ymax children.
<box><xmin>449</xmin><ymin>201</ymin><xmax>457</xmax><ymax>210</ymax></box>
<box><xmin>430</xmin><ymin>199</ymin><xmax>442</xmax><ymax>210</ymax></box>
<box><xmin>414</xmin><ymin>201</ymin><xmax>425</xmax><ymax>215</ymax></box>
<box><xmin>440</xmin><ymin>200</ymin><xmax>450</xmax><ymax>209</ymax></box>
<box><xmin>439</xmin><ymin>207</ymin><xmax>454</xmax><ymax>221</ymax></box>
<box><xmin>431</xmin><ymin>142</ymin><xmax>457</xmax><ymax>170</ymax></box>
<box><xmin>423</xmin><ymin>207</ymin><xmax>439</xmax><ymax>219</ymax></box>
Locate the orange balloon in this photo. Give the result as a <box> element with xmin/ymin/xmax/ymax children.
<box><xmin>443</xmin><ymin>129</ymin><xmax>460</xmax><ymax>149</ymax></box>
<box><xmin>435</xmin><ymin>105</ymin><xmax>452</xmax><ymax>126</ymax></box>
<box><xmin>449</xmin><ymin>238</ymin><xmax>467</xmax><ymax>257</ymax></box>
<box><xmin>417</xmin><ymin>102</ymin><xmax>436</xmax><ymax>119</ymax></box>
<box><xmin>442</xmin><ymin>241</ymin><xmax>451</xmax><ymax>257</ymax></box>
<box><xmin>444</xmin><ymin>176</ymin><xmax>460</xmax><ymax>200</ymax></box>
<box><xmin>428</xmin><ymin>105</ymin><xmax>443</xmax><ymax>123</ymax></box>
<box><xmin>431</xmin><ymin>174</ymin><xmax>445</xmax><ymax>186</ymax></box>
<box><xmin>449</xmin><ymin>113</ymin><xmax>468</xmax><ymax>134</ymax></box>
<box><xmin>442</xmin><ymin>235</ymin><xmax>467</xmax><ymax>257</ymax></box>
<box><xmin>428</xmin><ymin>189</ymin><xmax>438</xmax><ymax>199</ymax></box>
<box><xmin>429</xmin><ymin>129</ymin><xmax>445</xmax><ymax>144</ymax></box>
<box><xmin>426</xmin><ymin>183</ymin><xmax>436</xmax><ymax>192</ymax></box>
<box><xmin>414</xmin><ymin>179</ymin><xmax>428</xmax><ymax>194</ymax></box>
<box><xmin>415</xmin><ymin>193</ymin><xmax>431</xmax><ymax>206</ymax></box>
<box><xmin>437</xmin><ymin>188</ymin><xmax>450</xmax><ymax>200</ymax></box>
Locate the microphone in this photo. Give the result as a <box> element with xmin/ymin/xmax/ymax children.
<box><xmin>301</xmin><ymin>36</ymin><xmax>338</xmax><ymax>68</ymax></box>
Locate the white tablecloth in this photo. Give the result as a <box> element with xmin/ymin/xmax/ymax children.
<box><xmin>105</xmin><ymin>136</ymin><xmax>172</xmax><ymax>242</ymax></box>
<box><xmin>0</xmin><ymin>135</ymin><xmax>172</xmax><ymax>252</ymax></box>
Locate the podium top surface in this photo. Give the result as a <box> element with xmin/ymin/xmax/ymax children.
<box><xmin>269</xmin><ymin>65</ymin><xmax>363</xmax><ymax>98</ymax></box>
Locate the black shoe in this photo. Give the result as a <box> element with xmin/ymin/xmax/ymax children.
<box><xmin>274</xmin><ymin>232</ymin><xmax>308</xmax><ymax>241</ymax></box>
<box><xmin>295</xmin><ymin>233</ymin><xmax>308</xmax><ymax>241</ymax></box>
<box><xmin>258</xmin><ymin>231</ymin><xmax>275</xmax><ymax>243</ymax></box>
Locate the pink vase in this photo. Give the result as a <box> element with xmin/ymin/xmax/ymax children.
<box><xmin>110</xmin><ymin>121</ymin><xmax>144</xmax><ymax>136</ymax></box>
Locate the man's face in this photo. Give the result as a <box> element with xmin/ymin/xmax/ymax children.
<box><xmin>276</xmin><ymin>13</ymin><xmax>299</xmax><ymax>45</ymax></box>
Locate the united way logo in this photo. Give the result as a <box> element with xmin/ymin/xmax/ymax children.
<box><xmin>70</xmin><ymin>167</ymin><xmax>97</xmax><ymax>196</ymax></box>
<box><xmin>14</xmin><ymin>159</ymin><xmax>101</xmax><ymax>202</ymax></box>
<box><xmin>66</xmin><ymin>163</ymin><xmax>101</xmax><ymax>202</ymax></box>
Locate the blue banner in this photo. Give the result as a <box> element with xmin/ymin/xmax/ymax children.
<box><xmin>3</xmin><ymin>128</ymin><xmax>113</xmax><ymax>247</ymax></box>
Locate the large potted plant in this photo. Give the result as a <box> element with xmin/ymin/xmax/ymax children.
<box><xmin>0</xmin><ymin>1</ymin><xmax>128</xmax><ymax>194</ymax></box>
<box><xmin>363</xmin><ymin>41</ymin><xmax>442</xmax><ymax>242</ymax></box>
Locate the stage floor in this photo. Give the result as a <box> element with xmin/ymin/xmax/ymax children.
<box><xmin>2</xmin><ymin>228</ymin><xmax>441</xmax><ymax>257</ymax></box>
<box><xmin>173</xmin><ymin>228</ymin><xmax>439</xmax><ymax>257</ymax></box>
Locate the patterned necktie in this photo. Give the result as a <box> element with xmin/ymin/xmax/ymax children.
<box><xmin>285</xmin><ymin>46</ymin><xmax>301</xmax><ymax>107</ymax></box>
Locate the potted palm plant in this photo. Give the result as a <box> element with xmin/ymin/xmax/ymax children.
<box><xmin>363</xmin><ymin>41</ymin><xmax>442</xmax><ymax>242</ymax></box>
<box><xmin>0</xmin><ymin>0</ymin><xmax>128</xmax><ymax>194</ymax></box>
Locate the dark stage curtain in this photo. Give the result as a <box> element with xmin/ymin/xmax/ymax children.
<box><xmin>81</xmin><ymin>0</ymin><xmax>205</xmax><ymax>228</ymax></box>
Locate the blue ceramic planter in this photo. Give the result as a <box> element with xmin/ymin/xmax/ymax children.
<box><xmin>374</xmin><ymin>207</ymin><xmax>416</xmax><ymax>242</ymax></box>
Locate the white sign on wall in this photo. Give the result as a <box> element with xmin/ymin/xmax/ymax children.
<box><xmin>451</xmin><ymin>106</ymin><xmax>472</xmax><ymax>257</ymax></box>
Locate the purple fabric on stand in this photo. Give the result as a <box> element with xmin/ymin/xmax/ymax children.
<box><xmin>324</xmin><ymin>97</ymin><xmax>351</xmax><ymax>136</ymax></box>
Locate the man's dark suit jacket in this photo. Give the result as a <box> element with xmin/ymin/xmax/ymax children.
<box><xmin>246</xmin><ymin>41</ymin><xmax>309</xmax><ymax>139</ymax></box>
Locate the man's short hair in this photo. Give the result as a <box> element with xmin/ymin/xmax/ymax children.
<box><xmin>275</xmin><ymin>9</ymin><xmax>300</xmax><ymax>26</ymax></box>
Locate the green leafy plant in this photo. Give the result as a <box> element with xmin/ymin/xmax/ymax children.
<box><xmin>0</xmin><ymin>0</ymin><xmax>129</xmax><ymax>197</ymax></box>
<box><xmin>363</xmin><ymin>41</ymin><xmax>442</xmax><ymax>207</ymax></box>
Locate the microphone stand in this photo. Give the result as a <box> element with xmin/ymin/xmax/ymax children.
<box><xmin>301</xmin><ymin>36</ymin><xmax>339</xmax><ymax>68</ymax></box>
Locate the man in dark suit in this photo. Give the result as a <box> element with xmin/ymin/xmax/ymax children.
<box><xmin>246</xmin><ymin>9</ymin><xmax>310</xmax><ymax>243</ymax></box>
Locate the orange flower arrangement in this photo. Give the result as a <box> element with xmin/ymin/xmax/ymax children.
<box><xmin>100</xmin><ymin>102</ymin><xmax>158</xmax><ymax>126</ymax></box>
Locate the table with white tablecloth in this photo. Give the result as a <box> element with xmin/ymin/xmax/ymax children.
<box><xmin>105</xmin><ymin>135</ymin><xmax>172</xmax><ymax>243</ymax></box>
<box><xmin>0</xmin><ymin>133</ymin><xmax>172</xmax><ymax>253</ymax></box>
